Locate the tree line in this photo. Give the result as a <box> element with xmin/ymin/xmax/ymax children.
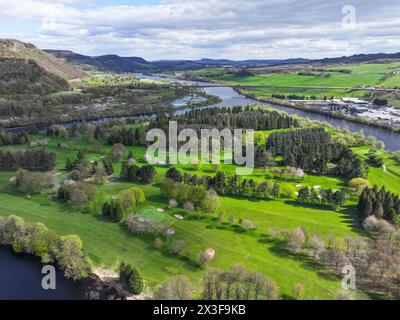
<box><xmin>357</xmin><ymin>185</ymin><xmax>400</xmax><ymax>225</ymax></box>
<box><xmin>0</xmin><ymin>129</ymin><xmax>30</xmax><ymax>146</ymax></box>
<box><xmin>107</xmin><ymin>127</ymin><xmax>142</xmax><ymax>146</ymax></box>
<box><xmin>0</xmin><ymin>149</ymin><xmax>56</xmax><ymax>171</ymax></box>
<box><xmin>165</xmin><ymin>168</ymin><xmax>280</xmax><ymax>200</ymax></box>
<box><xmin>297</xmin><ymin>187</ymin><xmax>346</xmax><ymax>209</ymax></box>
<box><xmin>149</xmin><ymin>106</ymin><xmax>300</xmax><ymax>133</ymax></box>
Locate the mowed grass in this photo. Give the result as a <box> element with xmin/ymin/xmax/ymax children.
<box><xmin>0</xmin><ymin>131</ymin><xmax>365</xmax><ymax>299</ymax></box>
<box><xmin>0</xmin><ymin>174</ymin><xmax>357</xmax><ymax>299</ymax></box>
<box><xmin>352</xmin><ymin>146</ymin><xmax>400</xmax><ymax>194</ymax></box>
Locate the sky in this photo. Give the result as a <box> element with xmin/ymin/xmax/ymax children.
<box><xmin>0</xmin><ymin>0</ymin><xmax>399</xmax><ymax>61</ymax></box>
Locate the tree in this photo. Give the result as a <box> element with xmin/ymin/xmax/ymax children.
<box><xmin>94</xmin><ymin>126</ymin><xmax>103</xmax><ymax>140</ymax></box>
<box><xmin>170</xmin><ymin>240</ymin><xmax>186</xmax><ymax>255</ymax></box>
<box><xmin>298</xmin><ymin>187</ymin><xmax>310</xmax><ymax>203</ymax></box>
<box><xmin>349</xmin><ymin>178</ymin><xmax>372</xmax><ymax>194</ymax></box>
<box><xmin>201</xmin><ymin>190</ymin><xmax>221</xmax><ymax>213</ymax></box>
<box><xmin>166</xmin><ymin>167</ymin><xmax>183</xmax><ymax>182</ymax></box>
<box><xmin>154</xmin><ymin>238</ymin><xmax>163</xmax><ymax>249</ymax></box>
<box><xmin>293</xmin><ymin>283</ymin><xmax>305</xmax><ymax>300</ymax></box>
<box><xmin>94</xmin><ymin>162</ymin><xmax>106</xmax><ymax>185</ymax></box>
<box><xmin>138</xmin><ymin>165</ymin><xmax>156</xmax><ymax>183</ymax></box>
<box><xmin>119</xmin><ymin>262</ymin><xmax>144</xmax><ymax>295</ymax></box>
<box><xmin>287</xmin><ymin>228</ymin><xmax>306</xmax><ymax>252</ymax></box>
<box><xmin>271</xmin><ymin>182</ymin><xmax>280</xmax><ymax>199</ymax></box>
<box><xmin>102</xmin><ymin>202</ymin><xmax>111</xmax><ymax>218</ymax></box>
<box><xmin>58</xmin><ymin>235</ymin><xmax>91</xmax><ymax>281</ymax></box>
<box><xmin>154</xmin><ymin>276</ymin><xmax>193</xmax><ymax>300</ymax></box>
<box><xmin>333</xmin><ymin>190</ymin><xmax>346</xmax><ymax>208</ymax></box>
<box><xmin>110</xmin><ymin>143</ymin><xmax>125</xmax><ymax>163</ymax></box>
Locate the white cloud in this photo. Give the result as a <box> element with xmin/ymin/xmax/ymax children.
<box><xmin>0</xmin><ymin>0</ymin><xmax>399</xmax><ymax>60</ymax></box>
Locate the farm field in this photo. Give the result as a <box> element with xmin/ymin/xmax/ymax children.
<box><xmin>184</xmin><ymin>61</ymin><xmax>400</xmax><ymax>101</ymax></box>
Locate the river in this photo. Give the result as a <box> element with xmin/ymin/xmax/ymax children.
<box><xmin>141</xmin><ymin>74</ymin><xmax>400</xmax><ymax>151</ymax></box>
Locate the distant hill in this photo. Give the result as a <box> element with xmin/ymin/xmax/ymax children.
<box><xmin>0</xmin><ymin>39</ymin><xmax>83</xmax><ymax>80</ymax></box>
<box><xmin>45</xmin><ymin>46</ymin><xmax>400</xmax><ymax>74</ymax></box>
<box><xmin>46</xmin><ymin>50</ymin><xmax>204</xmax><ymax>72</ymax></box>
<box><xmin>313</xmin><ymin>52</ymin><xmax>400</xmax><ymax>65</ymax></box>
<box><xmin>194</xmin><ymin>58</ymin><xmax>310</xmax><ymax>67</ymax></box>
<box><xmin>46</xmin><ymin>50</ymin><xmax>157</xmax><ymax>73</ymax></box>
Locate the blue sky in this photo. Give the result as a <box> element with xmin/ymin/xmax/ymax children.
<box><xmin>1</xmin><ymin>0</ymin><xmax>399</xmax><ymax>60</ymax></box>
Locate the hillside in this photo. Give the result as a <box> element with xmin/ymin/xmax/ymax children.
<box><xmin>46</xmin><ymin>50</ymin><xmax>157</xmax><ymax>73</ymax></box>
<box><xmin>0</xmin><ymin>58</ymin><xmax>69</xmax><ymax>94</ymax></box>
<box><xmin>0</xmin><ymin>39</ymin><xmax>83</xmax><ymax>80</ymax></box>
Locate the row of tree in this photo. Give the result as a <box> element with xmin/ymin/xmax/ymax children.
<box><xmin>0</xmin><ymin>129</ymin><xmax>30</xmax><ymax>146</ymax></box>
<box><xmin>0</xmin><ymin>149</ymin><xmax>56</xmax><ymax>171</ymax></box>
<box><xmin>297</xmin><ymin>187</ymin><xmax>346</xmax><ymax>209</ymax></box>
<box><xmin>357</xmin><ymin>185</ymin><xmax>400</xmax><ymax>224</ymax></box>
<box><xmin>65</xmin><ymin>150</ymin><xmax>114</xmax><ymax>183</ymax></box>
<box><xmin>120</xmin><ymin>163</ymin><xmax>157</xmax><ymax>184</ymax></box>
<box><xmin>149</xmin><ymin>106</ymin><xmax>300</xmax><ymax>133</ymax></box>
<box><xmin>165</xmin><ymin>168</ymin><xmax>280</xmax><ymax>200</ymax></box>
<box><xmin>274</xmin><ymin>222</ymin><xmax>400</xmax><ymax>299</ymax></box>
<box><xmin>154</xmin><ymin>264</ymin><xmax>280</xmax><ymax>300</ymax></box>
<box><xmin>161</xmin><ymin>178</ymin><xmax>220</xmax><ymax>212</ymax></box>
<box><xmin>107</xmin><ymin>127</ymin><xmax>142</xmax><ymax>146</ymax></box>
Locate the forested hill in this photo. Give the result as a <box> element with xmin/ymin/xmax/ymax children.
<box><xmin>46</xmin><ymin>50</ymin><xmax>204</xmax><ymax>72</ymax></box>
<box><xmin>0</xmin><ymin>39</ymin><xmax>83</xmax><ymax>80</ymax></box>
<box><xmin>0</xmin><ymin>58</ymin><xmax>69</xmax><ymax>94</ymax></box>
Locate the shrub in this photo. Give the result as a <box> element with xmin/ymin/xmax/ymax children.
<box><xmin>169</xmin><ymin>199</ymin><xmax>178</xmax><ymax>208</ymax></box>
<box><xmin>119</xmin><ymin>262</ymin><xmax>144</xmax><ymax>295</ymax></box>
<box><xmin>242</xmin><ymin>219</ymin><xmax>256</xmax><ymax>231</ymax></box>
<box><xmin>287</xmin><ymin>228</ymin><xmax>306</xmax><ymax>252</ymax></box>
<box><xmin>154</xmin><ymin>238</ymin><xmax>163</xmax><ymax>249</ymax></box>
<box><xmin>200</xmin><ymin>189</ymin><xmax>221</xmax><ymax>213</ymax></box>
<box><xmin>110</xmin><ymin>143</ymin><xmax>125</xmax><ymax>163</ymax></box>
<box><xmin>154</xmin><ymin>276</ymin><xmax>193</xmax><ymax>300</ymax></box>
<box><xmin>183</xmin><ymin>201</ymin><xmax>195</xmax><ymax>211</ymax></box>
<box><xmin>363</xmin><ymin>216</ymin><xmax>395</xmax><ymax>237</ymax></box>
<box><xmin>349</xmin><ymin>178</ymin><xmax>372</xmax><ymax>194</ymax></box>
<box><xmin>104</xmin><ymin>187</ymin><xmax>146</xmax><ymax>222</ymax></box>
<box><xmin>58</xmin><ymin>235</ymin><xmax>91</xmax><ymax>280</ymax></box>
<box><xmin>170</xmin><ymin>240</ymin><xmax>186</xmax><ymax>255</ymax></box>
<box><xmin>16</xmin><ymin>169</ymin><xmax>55</xmax><ymax>194</ymax></box>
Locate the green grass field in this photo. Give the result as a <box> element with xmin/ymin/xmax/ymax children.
<box><xmin>189</xmin><ymin>61</ymin><xmax>400</xmax><ymax>101</ymax></box>
<box><xmin>2</xmin><ymin>126</ymin><xmax>400</xmax><ymax>299</ymax></box>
